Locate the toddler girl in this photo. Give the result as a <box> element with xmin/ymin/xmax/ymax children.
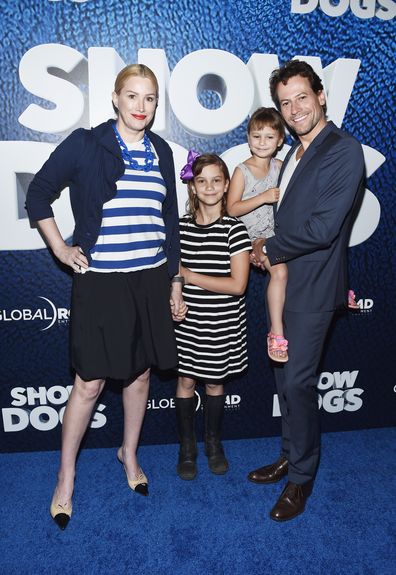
<box><xmin>228</xmin><ymin>107</ymin><xmax>288</xmax><ymax>362</ymax></box>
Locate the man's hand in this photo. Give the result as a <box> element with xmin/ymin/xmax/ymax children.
<box><xmin>250</xmin><ymin>238</ymin><xmax>267</xmax><ymax>270</ymax></box>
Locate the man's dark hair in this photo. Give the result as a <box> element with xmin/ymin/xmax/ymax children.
<box><xmin>270</xmin><ymin>60</ymin><xmax>326</xmax><ymax>113</ymax></box>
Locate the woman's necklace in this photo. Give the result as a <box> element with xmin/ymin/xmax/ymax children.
<box><xmin>112</xmin><ymin>122</ymin><xmax>155</xmax><ymax>172</ymax></box>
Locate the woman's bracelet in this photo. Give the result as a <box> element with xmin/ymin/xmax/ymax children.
<box><xmin>171</xmin><ymin>275</ymin><xmax>185</xmax><ymax>286</ymax></box>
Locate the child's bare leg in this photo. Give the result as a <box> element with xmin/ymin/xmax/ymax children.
<box><xmin>264</xmin><ymin>260</ymin><xmax>287</xmax><ymax>335</ymax></box>
<box><xmin>177</xmin><ymin>376</ymin><xmax>196</xmax><ymax>398</ymax></box>
<box><xmin>264</xmin><ymin>260</ymin><xmax>288</xmax><ymax>361</ymax></box>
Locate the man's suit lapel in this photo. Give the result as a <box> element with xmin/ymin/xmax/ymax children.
<box><xmin>276</xmin><ymin>122</ymin><xmax>334</xmax><ymax>214</ymax></box>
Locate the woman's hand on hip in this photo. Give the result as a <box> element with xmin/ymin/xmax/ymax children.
<box><xmin>37</xmin><ymin>218</ymin><xmax>89</xmax><ymax>273</ymax></box>
<box><xmin>54</xmin><ymin>244</ymin><xmax>89</xmax><ymax>273</ymax></box>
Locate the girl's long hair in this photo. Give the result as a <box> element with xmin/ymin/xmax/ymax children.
<box><xmin>186</xmin><ymin>154</ymin><xmax>230</xmax><ymax>221</ymax></box>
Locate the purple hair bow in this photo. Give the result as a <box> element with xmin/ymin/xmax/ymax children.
<box><xmin>180</xmin><ymin>149</ymin><xmax>200</xmax><ymax>181</ymax></box>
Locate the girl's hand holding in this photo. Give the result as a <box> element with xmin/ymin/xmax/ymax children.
<box><xmin>261</xmin><ymin>187</ymin><xmax>280</xmax><ymax>204</ymax></box>
<box><xmin>170</xmin><ymin>282</ymin><xmax>188</xmax><ymax>322</ymax></box>
<box><xmin>54</xmin><ymin>244</ymin><xmax>89</xmax><ymax>273</ymax></box>
<box><xmin>170</xmin><ymin>298</ymin><xmax>188</xmax><ymax>322</ymax></box>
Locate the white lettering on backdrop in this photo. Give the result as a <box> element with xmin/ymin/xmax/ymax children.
<box><xmin>290</xmin><ymin>0</ymin><xmax>395</xmax><ymax>20</ymax></box>
<box><xmin>0</xmin><ymin>46</ymin><xmax>385</xmax><ymax>250</ymax></box>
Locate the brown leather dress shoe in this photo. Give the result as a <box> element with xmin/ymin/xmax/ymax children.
<box><xmin>247</xmin><ymin>455</ymin><xmax>288</xmax><ymax>484</ymax></box>
<box><xmin>270</xmin><ymin>481</ymin><xmax>313</xmax><ymax>522</ymax></box>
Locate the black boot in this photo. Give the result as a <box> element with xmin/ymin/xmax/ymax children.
<box><xmin>204</xmin><ymin>394</ymin><xmax>229</xmax><ymax>475</ymax></box>
<box><xmin>175</xmin><ymin>397</ymin><xmax>198</xmax><ymax>480</ymax></box>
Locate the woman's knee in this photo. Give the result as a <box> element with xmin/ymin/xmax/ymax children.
<box><xmin>74</xmin><ymin>376</ymin><xmax>105</xmax><ymax>402</ymax></box>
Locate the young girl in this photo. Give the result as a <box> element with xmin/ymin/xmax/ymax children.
<box><xmin>227</xmin><ymin>107</ymin><xmax>288</xmax><ymax>362</ymax></box>
<box><xmin>174</xmin><ymin>153</ymin><xmax>251</xmax><ymax>480</ymax></box>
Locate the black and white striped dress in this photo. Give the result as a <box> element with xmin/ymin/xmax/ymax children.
<box><xmin>175</xmin><ymin>215</ymin><xmax>251</xmax><ymax>380</ymax></box>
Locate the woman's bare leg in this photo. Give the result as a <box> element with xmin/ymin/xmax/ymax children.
<box><xmin>53</xmin><ymin>374</ymin><xmax>105</xmax><ymax>505</ymax></box>
<box><xmin>120</xmin><ymin>368</ymin><xmax>150</xmax><ymax>478</ymax></box>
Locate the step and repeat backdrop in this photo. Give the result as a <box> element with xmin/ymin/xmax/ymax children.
<box><xmin>0</xmin><ymin>0</ymin><xmax>395</xmax><ymax>452</ymax></box>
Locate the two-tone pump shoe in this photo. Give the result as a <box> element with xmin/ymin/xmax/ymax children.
<box><xmin>117</xmin><ymin>448</ymin><xmax>148</xmax><ymax>496</ymax></box>
<box><xmin>50</xmin><ymin>495</ymin><xmax>72</xmax><ymax>530</ymax></box>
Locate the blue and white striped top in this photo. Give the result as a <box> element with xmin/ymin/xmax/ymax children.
<box><xmin>88</xmin><ymin>137</ymin><xmax>167</xmax><ymax>273</ymax></box>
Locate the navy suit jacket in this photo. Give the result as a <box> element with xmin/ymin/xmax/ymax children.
<box><xmin>266</xmin><ymin>121</ymin><xmax>365</xmax><ymax>312</ymax></box>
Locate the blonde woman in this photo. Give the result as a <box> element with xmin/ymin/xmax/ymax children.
<box><xmin>27</xmin><ymin>64</ymin><xmax>185</xmax><ymax>529</ymax></box>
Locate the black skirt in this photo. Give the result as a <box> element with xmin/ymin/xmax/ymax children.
<box><xmin>70</xmin><ymin>264</ymin><xmax>178</xmax><ymax>381</ymax></box>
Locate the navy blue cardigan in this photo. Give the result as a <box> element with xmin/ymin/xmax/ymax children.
<box><xmin>26</xmin><ymin>120</ymin><xmax>180</xmax><ymax>277</ymax></box>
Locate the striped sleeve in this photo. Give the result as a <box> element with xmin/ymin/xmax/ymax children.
<box><xmin>228</xmin><ymin>219</ymin><xmax>252</xmax><ymax>256</ymax></box>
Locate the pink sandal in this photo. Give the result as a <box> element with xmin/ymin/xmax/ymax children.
<box><xmin>348</xmin><ymin>290</ymin><xmax>360</xmax><ymax>310</ymax></box>
<box><xmin>267</xmin><ymin>332</ymin><xmax>288</xmax><ymax>363</ymax></box>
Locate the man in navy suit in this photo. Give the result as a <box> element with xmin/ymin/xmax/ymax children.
<box><xmin>248</xmin><ymin>60</ymin><xmax>365</xmax><ymax>521</ymax></box>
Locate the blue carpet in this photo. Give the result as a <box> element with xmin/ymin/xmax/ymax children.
<box><xmin>0</xmin><ymin>428</ymin><xmax>395</xmax><ymax>575</ymax></box>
